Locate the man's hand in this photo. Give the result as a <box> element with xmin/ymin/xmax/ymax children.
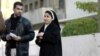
<box><xmin>12</xmin><ymin>36</ymin><xmax>21</xmax><ymax>41</ymax></box>
<box><xmin>9</xmin><ymin>33</ymin><xmax>21</xmax><ymax>41</ymax></box>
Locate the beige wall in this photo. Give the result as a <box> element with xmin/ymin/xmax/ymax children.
<box><xmin>1</xmin><ymin>0</ymin><xmax>21</xmax><ymax>20</ymax></box>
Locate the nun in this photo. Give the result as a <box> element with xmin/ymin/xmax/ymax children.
<box><xmin>35</xmin><ymin>10</ymin><xmax>62</xmax><ymax>56</ymax></box>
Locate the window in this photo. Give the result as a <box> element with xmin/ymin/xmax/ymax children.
<box><xmin>59</xmin><ymin>0</ymin><xmax>65</xmax><ymax>9</ymax></box>
<box><xmin>34</xmin><ymin>1</ymin><xmax>38</xmax><ymax>9</ymax></box>
<box><xmin>29</xmin><ymin>3</ymin><xmax>33</xmax><ymax>10</ymax></box>
<box><xmin>40</xmin><ymin>0</ymin><xmax>44</xmax><ymax>7</ymax></box>
<box><xmin>24</xmin><ymin>5</ymin><xmax>28</xmax><ymax>12</ymax></box>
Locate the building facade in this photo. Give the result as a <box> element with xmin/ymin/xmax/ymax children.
<box><xmin>22</xmin><ymin>0</ymin><xmax>97</xmax><ymax>29</ymax></box>
<box><xmin>22</xmin><ymin>0</ymin><xmax>66</xmax><ymax>29</ymax></box>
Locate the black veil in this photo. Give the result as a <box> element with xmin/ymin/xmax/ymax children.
<box><xmin>51</xmin><ymin>10</ymin><xmax>61</xmax><ymax>30</ymax></box>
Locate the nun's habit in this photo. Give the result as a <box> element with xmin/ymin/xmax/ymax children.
<box><xmin>35</xmin><ymin>10</ymin><xmax>62</xmax><ymax>56</ymax></box>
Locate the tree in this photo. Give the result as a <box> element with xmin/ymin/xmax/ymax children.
<box><xmin>76</xmin><ymin>1</ymin><xmax>97</xmax><ymax>13</ymax></box>
<box><xmin>98</xmin><ymin>0</ymin><xmax>100</xmax><ymax>32</ymax></box>
<box><xmin>76</xmin><ymin>1</ymin><xmax>100</xmax><ymax>32</ymax></box>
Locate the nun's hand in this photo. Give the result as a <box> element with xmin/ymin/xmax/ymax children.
<box><xmin>6</xmin><ymin>34</ymin><xmax>11</xmax><ymax>40</ymax></box>
<box><xmin>39</xmin><ymin>37</ymin><xmax>43</xmax><ymax>39</ymax></box>
<box><xmin>38</xmin><ymin>32</ymin><xmax>44</xmax><ymax>37</ymax></box>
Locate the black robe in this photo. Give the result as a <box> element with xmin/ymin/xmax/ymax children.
<box><xmin>35</xmin><ymin>22</ymin><xmax>62</xmax><ymax>56</ymax></box>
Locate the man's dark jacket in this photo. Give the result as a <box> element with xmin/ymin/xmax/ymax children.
<box><xmin>2</xmin><ymin>15</ymin><xmax>35</xmax><ymax>56</ymax></box>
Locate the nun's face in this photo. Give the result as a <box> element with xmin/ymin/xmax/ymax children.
<box><xmin>44</xmin><ymin>13</ymin><xmax>53</xmax><ymax>24</ymax></box>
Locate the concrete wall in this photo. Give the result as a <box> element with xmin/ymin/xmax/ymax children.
<box><xmin>62</xmin><ymin>34</ymin><xmax>97</xmax><ymax>56</ymax></box>
<box><xmin>0</xmin><ymin>33</ymin><xmax>100</xmax><ymax>56</ymax></box>
<box><xmin>62</xmin><ymin>33</ymin><xmax>100</xmax><ymax>56</ymax></box>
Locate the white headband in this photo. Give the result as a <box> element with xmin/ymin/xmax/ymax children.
<box><xmin>49</xmin><ymin>10</ymin><xmax>54</xmax><ymax>20</ymax></box>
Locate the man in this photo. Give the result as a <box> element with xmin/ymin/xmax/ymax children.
<box><xmin>1</xmin><ymin>2</ymin><xmax>35</xmax><ymax>56</ymax></box>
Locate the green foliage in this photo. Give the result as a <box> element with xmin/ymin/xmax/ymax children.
<box><xmin>76</xmin><ymin>1</ymin><xmax>97</xmax><ymax>13</ymax></box>
<box><xmin>62</xmin><ymin>18</ymin><xmax>98</xmax><ymax>37</ymax></box>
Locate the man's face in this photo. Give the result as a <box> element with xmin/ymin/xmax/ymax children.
<box><xmin>13</xmin><ymin>5</ymin><xmax>23</xmax><ymax>17</ymax></box>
